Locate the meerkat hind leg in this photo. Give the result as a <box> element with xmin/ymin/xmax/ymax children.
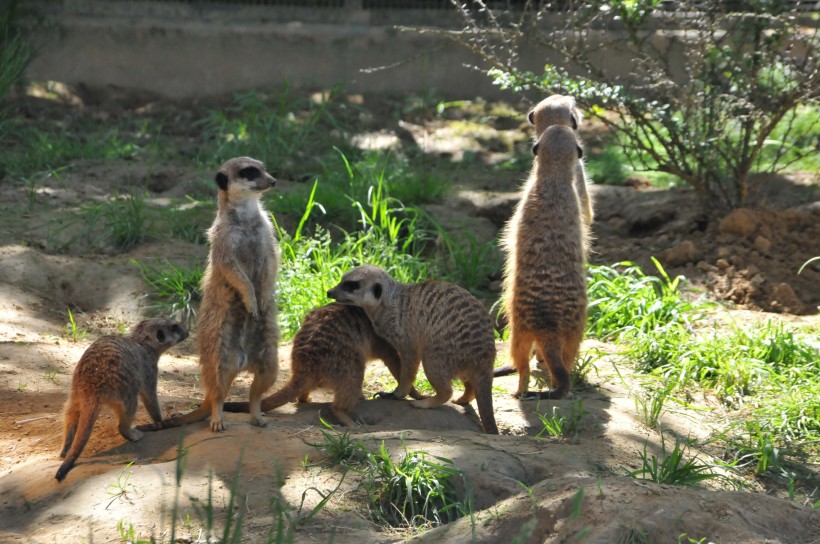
<box><xmin>248</xmin><ymin>366</ymin><xmax>277</xmax><ymax>427</ymax></box>
<box><xmin>453</xmin><ymin>381</ymin><xmax>475</xmax><ymax>405</ymax></box>
<box><xmin>524</xmin><ymin>337</ymin><xmax>570</xmax><ymax>400</ymax></box>
<box><xmin>510</xmin><ymin>329</ymin><xmax>535</xmax><ymax>398</ymax></box>
<box><xmin>410</xmin><ymin>365</ymin><xmax>453</xmax><ymax>409</ymax></box>
<box><xmin>113</xmin><ymin>400</ymin><xmax>143</xmax><ymax>441</ymax></box>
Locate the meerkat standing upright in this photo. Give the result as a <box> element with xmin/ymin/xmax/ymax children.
<box><xmin>56</xmin><ymin>319</ymin><xmax>188</xmax><ymax>482</ymax></box>
<box><xmin>221</xmin><ymin>303</ymin><xmax>422</xmax><ymax>426</ymax></box>
<box><xmin>501</xmin><ymin>125</ymin><xmax>588</xmax><ymax>399</ymax></box>
<box><xmin>328</xmin><ymin>265</ymin><xmax>498</xmax><ymax>434</ymax></box>
<box><xmin>142</xmin><ymin>157</ymin><xmax>279</xmax><ymax>432</ymax></box>
<box><xmin>527</xmin><ymin>94</ymin><xmax>594</xmax><ymax>228</ymax></box>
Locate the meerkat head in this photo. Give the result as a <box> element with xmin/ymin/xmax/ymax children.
<box><xmin>327</xmin><ymin>264</ymin><xmax>392</xmax><ymax>313</ymax></box>
<box><xmin>131</xmin><ymin>318</ymin><xmax>189</xmax><ymax>353</ymax></box>
<box><xmin>532</xmin><ymin>125</ymin><xmax>583</xmax><ymax>165</ymax></box>
<box><xmin>214</xmin><ymin>156</ymin><xmax>276</xmax><ymax>198</ymax></box>
<box><xmin>527</xmin><ymin>95</ymin><xmax>582</xmax><ymax>136</ymax></box>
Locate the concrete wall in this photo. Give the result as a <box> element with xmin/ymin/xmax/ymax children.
<box><xmin>24</xmin><ymin>1</ymin><xmax>816</xmax><ymax>100</ymax></box>
<box><xmin>26</xmin><ymin>1</ymin><xmax>519</xmax><ymax>99</ymax></box>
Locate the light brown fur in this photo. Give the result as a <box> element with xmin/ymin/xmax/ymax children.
<box><xmin>140</xmin><ymin>157</ymin><xmax>279</xmax><ymax>432</ymax></box>
<box><xmin>56</xmin><ymin>319</ymin><xmax>188</xmax><ymax>482</ymax></box>
<box><xmin>528</xmin><ymin>94</ymin><xmax>594</xmax><ymax>228</ymax></box>
<box><xmin>500</xmin><ymin>125</ymin><xmax>588</xmax><ymax>399</ymax></box>
<box><xmin>221</xmin><ymin>303</ymin><xmax>422</xmax><ymax>426</ymax></box>
<box><xmin>328</xmin><ymin>265</ymin><xmax>498</xmax><ymax>434</ymax></box>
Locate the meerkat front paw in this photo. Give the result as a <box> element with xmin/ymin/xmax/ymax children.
<box><xmin>126</xmin><ymin>428</ymin><xmax>144</xmax><ymax>441</ymax></box>
<box><xmin>210</xmin><ymin>419</ymin><xmax>226</xmax><ymax>432</ymax></box>
<box><xmin>250</xmin><ymin>415</ymin><xmax>267</xmax><ymax>428</ymax></box>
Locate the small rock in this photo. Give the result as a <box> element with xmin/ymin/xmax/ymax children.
<box><xmin>751</xmin><ymin>274</ymin><xmax>766</xmax><ymax>287</ymax></box>
<box><xmin>754</xmin><ymin>235</ymin><xmax>772</xmax><ymax>254</ymax></box>
<box><xmin>745</xmin><ymin>265</ymin><xmax>760</xmax><ymax>277</ymax></box>
<box><xmin>716</xmin><ymin>259</ymin><xmax>730</xmax><ymax>270</ymax></box>
<box><xmin>771</xmin><ymin>283</ymin><xmax>803</xmax><ymax>313</ymax></box>
<box><xmin>659</xmin><ymin>240</ymin><xmax>699</xmax><ymax>267</ymax></box>
<box><xmin>696</xmin><ymin>261</ymin><xmax>717</xmax><ymax>272</ymax></box>
<box><xmin>716</xmin><ymin>246</ymin><xmax>732</xmax><ymax>259</ymax></box>
<box><xmin>718</xmin><ymin>209</ymin><xmax>758</xmax><ymax>238</ymax></box>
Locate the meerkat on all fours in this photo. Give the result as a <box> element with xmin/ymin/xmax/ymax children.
<box><xmin>527</xmin><ymin>94</ymin><xmax>594</xmax><ymax>228</ymax></box>
<box><xmin>55</xmin><ymin>319</ymin><xmax>188</xmax><ymax>482</ymax></box>
<box><xmin>328</xmin><ymin>265</ymin><xmax>499</xmax><ymax>434</ymax></box>
<box><xmin>500</xmin><ymin>125</ymin><xmax>588</xmax><ymax>400</ymax></box>
<box><xmin>140</xmin><ymin>157</ymin><xmax>280</xmax><ymax>433</ymax></box>
<box><xmin>221</xmin><ymin>303</ymin><xmax>423</xmax><ymax>427</ymax></box>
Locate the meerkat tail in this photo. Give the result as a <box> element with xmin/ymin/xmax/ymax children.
<box><xmin>474</xmin><ymin>377</ymin><xmax>499</xmax><ymax>435</ymax></box>
<box><xmin>222</xmin><ymin>380</ymin><xmax>303</xmax><ymax>413</ymax></box>
<box><xmin>491</xmin><ymin>364</ymin><xmax>517</xmax><ymax>377</ymax></box>
<box><xmin>55</xmin><ymin>401</ymin><xmax>100</xmax><ymax>482</ymax></box>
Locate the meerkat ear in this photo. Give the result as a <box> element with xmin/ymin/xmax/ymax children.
<box><xmin>527</xmin><ymin>110</ymin><xmax>535</xmax><ymax>125</ymax></box>
<box><xmin>532</xmin><ymin>143</ymin><xmax>539</xmax><ymax>156</ymax></box>
<box><xmin>156</xmin><ymin>328</ymin><xmax>166</xmax><ymax>343</ymax></box>
<box><xmin>576</xmin><ymin>144</ymin><xmax>584</xmax><ymax>159</ymax></box>
<box><xmin>570</xmin><ymin>113</ymin><xmax>578</xmax><ymax>130</ymax></box>
<box><xmin>373</xmin><ymin>283</ymin><xmax>382</xmax><ymax>300</ymax></box>
<box><xmin>215</xmin><ymin>172</ymin><xmax>229</xmax><ymax>191</ymax></box>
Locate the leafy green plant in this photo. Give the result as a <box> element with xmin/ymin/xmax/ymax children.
<box><xmin>633</xmin><ymin>381</ymin><xmax>675</xmax><ymax>430</ymax></box>
<box><xmin>436</xmin><ymin>230</ymin><xmax>500</xmax><ymax>294</ymax></box>
<box><xmin>106</xmin><ymin>461</ymin><xmax>136</xmax><ymax>508</ymax></box>
<box><xmin>132</xmin><ymin>259</ymin><xmax>203</xmax><ymax>328</ymax></box>
<box><xmin>586</xmin><ymin>145</ymin><xmax>628</xmax><ymax>186</ymax></box>
<box><xmin>65</xmin><ymin>308</ymin><xmax>88</xmax><ymax>343</ymax></box>
<box><xmin>628</xmin><ymin>433</ymin><xmax>719</xmax><ymax>487</ymax></box>
<box><xmin>586</xmin><ymin>258</ymin><xmax>699</xmax><ymax>340</ymax></box>
<box><xmin>535</xmin><ymin>399</ymin><xmax>586</xmax><ymax>438</ymax></box>
<box><xmin>303</xmin><ymin>418</ymin><xmax>370</xmax><ymax>468</ymax></box>
<box><xmin>453</xmin><ymin>1</ymin><xmax>819</xmax><ymax>210</ymax></box>
<box><xmin>0</xmin><ymin>0</ymin><xmax>34</xmax><ymax>103</ymax></box>
<box><xmin>363</xmin><ymin>442</ymin><xmax>468</xmax><ymax>529</ymax></box>
<box><xmin>196</xmin><ymin>86</ymin><xmax>357</xmax><ymax>182</ymax></box>
<box><xmin>535</xmin><ymin>405</ymin><xmax>566</xmax><ymax>438</ymax></box>
<box><xmin>275</xmin><ymin>178</ymin><xmax>433</xmax><ymax>340</ymax></box>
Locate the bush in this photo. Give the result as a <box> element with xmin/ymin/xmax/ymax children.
<box><xmin>450</xmin><ymin>0</ymin><xmax>819</xmax><ymax>211</ymax></box>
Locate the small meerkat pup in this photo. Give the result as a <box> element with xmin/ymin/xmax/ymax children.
<box><xmin>500</xmin><ymin>125</ymin><xmax>588</xmax><ymax>400</ymax></box>
<box><xmin>141</xmin><ymin>157</ymin><xmax>279</xmax><ymax>433</ymax></box>
<box><xmin>55</xmin><ymin>319</ymin><xmax>188</xmax><ymax>482</ymax></box>
<box><xmin>221</xmin><ymin>303</ymin><xmax>422</xmax><ymax>426</ymax></box>
<box><xmin>328</xmin><ymin>265</ymin><xmax>498</xmax><ymax>434</ymax></box>
<box><xmin>527</xmin><ymin>94</ymin><xmax>594</xmax><ymax>228</ymax></box>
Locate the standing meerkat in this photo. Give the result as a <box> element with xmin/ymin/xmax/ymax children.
<box><xmin>328</xmin><ymin>265</ymin><xmax>498</xmax><ymax>434</ymax></box>
<box><xmin>221</xmin><ymin>303</ymin><xmax>422</xmax><ymax>426</ymax></box>
<box><xmin>500</xmin><ymin>125</ymin><xmax>588</xmax><ymax>400</ymax></box>
<box><xmin>141</xmin><ymin>157</ymin><xmax>279</xmax><ymax>433</ymax></box>
<box><xmin>527</xmin><ymin>94</ymin><xmax>594</xmax><ymax>228</ymax></box>
<box><xmin>55</xmin><ymin>319</ymin><xmax>188</xmax><ymax>482</ymax></box>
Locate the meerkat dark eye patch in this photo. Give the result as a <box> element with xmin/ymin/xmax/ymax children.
<box><xmin>156</xmin><ymin>329</ymin><xmax>166</xmax><ymax>343</ymax></box>
<box><xmin>373</xmin><ymin>283</ymin><xmax>382</xmax><ymax>299</ymax></box>
<box><xmin>341</xmin><ymin>280</ymin><xmax>360</xmax><ymax>292</ymax></box>
<box><xmin>215</xmin><ymin>172</ymin><xmax>229</xmax><ymax>191</ymax></box>
<box><xmin>239</xmin><ymin>166</ymin><xmax>261</xmax><ymax>181</ymax></box>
